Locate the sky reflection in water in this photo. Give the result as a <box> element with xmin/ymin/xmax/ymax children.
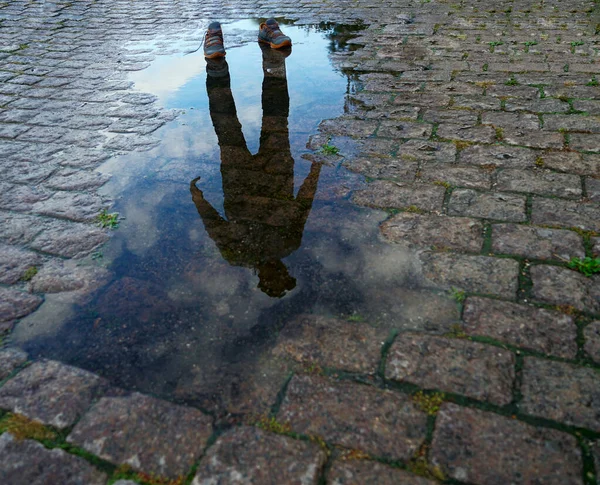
<box><xmin>14</xmin><ymin>21</ymin><xmax>441</xmax><ymax>414</ymax></box>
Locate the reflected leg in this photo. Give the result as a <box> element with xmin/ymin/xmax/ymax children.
<box><xmin>206</xmin><ymin>58</ymin><xmax>250</xmax><ymax>159</ymax></box>
<box><xmin>257</xmin><ymin>45</ymin><xmax>294</xmax><ymax>198</ymax></box>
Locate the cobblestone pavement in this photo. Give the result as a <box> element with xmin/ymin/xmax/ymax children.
<box><xmin>1</xmin><ymin>0</ymin><xmax>600</xmax><ymax>483</ymax></box>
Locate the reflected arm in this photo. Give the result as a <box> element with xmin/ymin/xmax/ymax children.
<box><xmin>190</xmin><ymin>177</ymin><xmax>227</xmax><ymax>226</ymax></box>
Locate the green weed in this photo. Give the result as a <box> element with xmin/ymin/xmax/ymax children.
<box><xmin>450</xmin><ymin>287</ymin><xmax>466</xmax><ymax>303</ymax></box>
<box><xmin>567</xmin><ymin>257</ymin><xmax>600</xmax><ymax>277</ymax></box>
<box><xmin>0</xmin><ymin>413</ymin><xmax>56</xmax><ymax>441</ymax></box>
<box><xmin>320</xmin><ymin>141</ymin><xmax>340</xmax><ymax>155</ymax></box>
<box><xmin>96</xmin><ymin>209</ymin><xmax>119</xmax><ymax>229</ymax></box>
<box><xmin>21</xmin><ymin>266</ymin><xmax>38</xmax><ymax>281</ymax></box>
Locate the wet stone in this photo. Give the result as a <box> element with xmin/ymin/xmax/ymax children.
<box><xmin>278</xmin><ymin>375</ymin><xmax>427</xmax><ymax>460</ymax></box>
<box><xmin>271</xmin><ymin>314</ymin><xmax>386</xmax><ymax>374</ymax></box>
<box><xmin>0</xmin><ymin>212</ymin><xmax>45</xmax><ymax>244</ymax></box>
<box><xmin>520</xmin><ymin>357</ymin><xmax>600</xmax><ymax>432</ymax></box>
<box><xmin>380</xmin><ymin>212</ymin><xmax>484</xmax><ymax>252</ymax></box>
<box><xmin>0</xmin><ymin>286</ymin><xmax>42</xmax><ymax>322</ymax></box>
<box><xmin>351</xmin><ymin>180</ymin><xmax>445</xmax><ymax>212</ymax></box>
<box><xmin>463</xmin><ymin>297</ymin><xmax>577</xmax><ymax>358</ymax></box>
<box><xmin>431</xmin><ymin>404</ymin><xmax>583</xmax><ymax>485</ymax></box>
<box><xmin>29</xmin><ymin>220</ymin><xmax>109</xmax><ymax>258</ymax></box>
<box><xmin>377</xmin><ymin>120</ymin><xmax>432</xmax><ymax>139</ymax></box>
<box><xmin>319</xmin><ymin>118</ymin><xmax>379</xmax><ymax>138</ymax></box>
<box><xmin>0</xmin><ymin>433</ymin><xmax>107</xmax><ymax>485</ymax></box>
<box><xmin>585</xmin><ymin>178</ymin><xmax>600</xmax><ymax>204</ymax></box>
<box><xmin>343</xmin><ymin>157</ymin><xmax>417</xmax><ymax>181</ymax></box>
<box><xmin>459</xmin><ymin>144</ymin><xmax>537</xmax><ymax>169</ymax></box>
<box><xmin>584</xmin><ymin>321</ymin><xmax>600</xmax><ymax>363</ymax></box>
<box><xmin>68</xmin><ymin>393</ymin><xmax>212</xmax><ymax>479</ymax></box>
<box><xmin>448</xmin><ymin>189</ymin><xmax>527</xmax><ymax>222</ymax></box>
<box><xmin>593</xmin><ymin>237</ymin><xmax>600</xmax><ymax>258</ymax></box>
<box><xmin>491</xmin><ymin>223</ymin><xmax>585</xmax><ymax>261</ymax></box>
<box><xmin>496</xmin><ymin>169</ymin><xmax>582</xmax><ymax>199</ymax></box>
<box><xmin>420</xmin><ymin>252</ymin><xmax>519</xmax><ymax>299</ymax></box>
<box><xmin>437</xmin><ymin>124</ymin><xmax>496</xmax><ymax>143</ymax></box>
<box><xmin>29</xmin><ymin>259</ymin><xmax>111</xmax><ymax>294</ymax></box>
<box><xmin>418</xmin><ymin>164</ymin><xmax>492</xmax><ymax>190</ymax></box>
<box><xmin>387</xmin><ymin>333</ymin><xmax>514</xmax><ymax>405</ymax></box>
<box><xmin>192</xmin><ymin>427</ymin><xmax>326</xmax><ymax>485</ymax></box>
<box><xmin>531</xmin><ymin>265</ymin><xmax>600</xmax><ymax>314</ymax></box>
<box><xmin>0</xmin><ymin>243</ymin><xmax>42</xmax><ymax>284</ymax></box>
<box><xmin>570</xmin><ymin>134</ymin><xmax>600</xmax><ymax>153</ymax></box>
<box><xmin>0</xmin><ymin>360</ymin><xmax>107</xmax><ymax>428</ymax></box>
<box><xmin>396</xmin><ymin>139</ymin><xmax>457</xmax><ymax>164</ymax></box>
<box><xmin>328</xmin><ymin>459</ymin><xmax>435</xmax><ymax>485</ymax></box>
<box><xmin>0</xmin><ymin>348</ymin><xmax>28</xmax><ymax>380</ymax></box>
<box><xmin>32</xmin><ymin>190</ymin><xmax>105</xmax><ymax>222</ymax></box>
<box><xmin>43</xmin><ymin>168</ymin><xmax>110</xmax><ymax>191</ymax></box>
<box><xmin>531</xmin><ymin>197</ymin><xmax>600</xmax><ymax>233</ymax></box>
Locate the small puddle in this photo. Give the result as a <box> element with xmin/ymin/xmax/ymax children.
<box><xmin>14</xmin><ymin>20</ymin><xmax>454</xmax><ymax>413</ymax></box>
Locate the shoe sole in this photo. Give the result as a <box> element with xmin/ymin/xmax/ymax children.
<box><xmin>258</xmin><ymin>38</ymin><xmax>292</xmax><ymax>49</ymax></box>
<box><xmin>204</xmin><ymin>51</ymin><xmax>226</xmax><ymax>59</ymax></box>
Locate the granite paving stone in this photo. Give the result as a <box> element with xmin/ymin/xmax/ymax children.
<box><xmin>32</xmin><ymin>190</ymin><xmax>105</xmax><ymax>222</ymax></box>
<box><xmin>0</xmin><ymin>433</ymin><xmax>108</xmax><ymax>485</ymax></box>
<box><xmin>420</xmin><ymin>252</ymin><xmax>519</xmax><ymax>299</ymax></box>
<box><xmin>491</xmin><ymin>223</ymin><xmax>585</xmax><ymax>261</ymax></box>
<box><xmin>0</xmin><ymin>348</ymin><xmax>28</xmax><ymax>381</ymax></box>
<box><xmin>0</xmin><ymin>243</ymin><xmax>42</xmax><ymax>284</ymax></box>
<box><xmin>278</xmin><ymin>375</ymin><xmax>427</xmax><ymax>460</ymax></box>
<box><xmin>587</xmin><ymin>177</ymin><xmax>600</xmax><ymax>203</ymax></box>
<box><xmin>68</xmin><ymin>392</ymin><xmax>212</xmax><ymax>479</ymax></box>
<box><xmin>29</xmin><ymin>220</ymin><xmax>109</xmax><ymax>258</ymax></box>
<box><xmin>192</xmin><ymin>427</ymin><xmax>326</xmax><ymax>485</ymax></box>
<box><xmin>377</xmin><ymin>120</ymin><xmax>432</xmax><ymax>139</ymax></box>
<box><xmin>531</xmin><ymin>265</ymin><xmax>600</xmax><ymax>314</ymax></box>
<box><xmin>570</xmin><ymin>134</ymin><xmax>600</xmax><ymax>153</ymax></box>
<box><xmin>351</xmin><ymin>180</ymin><xmax>446</xmax><ymax>212</ymax></box>
<box><xmin>520</xmin><ymin>357</ymin><xmax>600</xmax><ymax>431</ymax></box>
<box><xmin>463</xmin><ymin>297</ymin><xmax>578</xmax><ymax>358</ymax></box>
<box><xmin>0</xmin><ymin>360</ymin><xmax>107</xmax><ymax>428</ymax></box>
<box><xmin>328</xmin><ymin>459</ymin><xmax>435</xmax><ymax>485</ymax></box>
<box><xmin>431</xmin><ymin>404</ymin><xmax>583</xmax><ymax>485</ymax></box>
<box><xmin>271</xmin><ymin>314</ymin><xmax>386</xmax><ymax>374</ymax></box>
<box><xmin>395</xmin><ymin>139</ymin><xmax>457</xmax><ymax>164</ymax></box>
<box><xmin>448</xmin><ymin>189</ymin><xmax>527</xmax><ymax>222</ymax></box>
<box><xmin>437</xmin><ymin>124</ymin><xmax>496</xmax><ymax>143</ymax></box>
<box><xmin>343</xmin><ymin>157</ymin><xmax>417</xmax><ymax>181</ymax></box>
<box><xmin>386</xmin><ymin>333</ymin><xmax>515</xmax><ymax>405</ymax></box>
<box><xmin>531</xmin><ymin>197</ymin><xmax>600</xmax><ymax>233</ymax></box>
<box><xmin>459</xmin><ymin>144</ymin><xmax>537</xmax><ymax>169</ymax></box>
<box><xmin>418</xmin><ymin>164</ymin><xmax>492</xmax><ymax>190</ymax></box>
<box><xmin>593</xmin><ymin>237</ymin><xmax>600</xmax><ymax>258</ymax></box>
<box><xmin>29</xmin><ymin>259</ymin><xmax>111</xmax><ymax>294</ymax></box>
<box><xmin>380</xmin><ymin>212</ymin><xmax>484</xmax><ymax>252</ymax></box>
<box><xmin>0</xmin><ymin>286</ymin><xmax>43</xmax><ymax>322</ymax></box>
<box><xmin>496</xmin><ymin>169</ymin><xmax>582</xmax><ymax>199</ymax></box>
<box><xmin>584</xmin><ymin>321</ymin><xmax>600</xmax><ymax>364</ymax></box>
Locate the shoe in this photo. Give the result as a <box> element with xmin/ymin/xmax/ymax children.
<box><xmin>258</xmin><ymin>19</ymin><xmax>292</xmax><ymax>49</ymax></box>
<box><xmin>203</xmin><ymin>21</ymin><xmax>226</xmax><ymax>59</ymax></box>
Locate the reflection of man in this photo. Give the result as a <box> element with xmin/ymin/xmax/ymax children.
<box><xmin>190</xmin><ymin>26</ymin><xmax>322</xmax><ymax>298</ymax></box>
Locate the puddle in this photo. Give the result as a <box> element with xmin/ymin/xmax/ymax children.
<box><xmin>13</xmin><ymin>20</ymin><xmax>455</xmax><ymax>414</ymax></box>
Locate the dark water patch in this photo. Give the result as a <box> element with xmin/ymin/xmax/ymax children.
<box><xmin>13</xmin><ymin>20</ymin><xmax>454</xmax><ymax>414</ymax></box>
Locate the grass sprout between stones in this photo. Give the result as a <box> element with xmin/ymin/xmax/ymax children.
<box><xmin>567</xmin><ymin>257</ymin><xmax>600</xmax><ymax>277</ymax></box>
<box><xmin>0</xmin><ymin>413</ymin><xmax>56</xmax><ymax>441</ymax></box>
<box><xmin>96</xmin><ymin>209</ymin><xmax>119</xmax><ymax>229</ymax></box>
<box><xmin>320</xmin><ymin>142</ymin><xmax>340</xmax><ymax>155</ymax></box>
<box><xmin>21</xmin><ymin>266</ymin><xmax>38</xmax><ymax>281</ymax></box>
